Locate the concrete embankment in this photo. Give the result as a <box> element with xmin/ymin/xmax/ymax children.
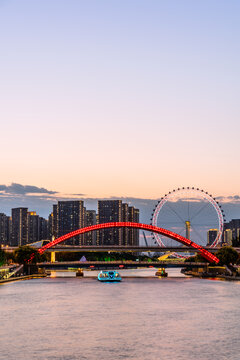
<box><xmin>183</xmin><ymin>270</ymin><xmax>240</xmax><ymax>281</ymax></box>
<box><xmin>217</xmin><ymin>275</ymin><xmax>240</xmax><ymax>281</ymax></box>
<box><xmin>0</xmin><ymin>274</ymin><xmax>47</xmax><ymax>284</ymax></box>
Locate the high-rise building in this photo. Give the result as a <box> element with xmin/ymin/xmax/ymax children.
<box><xmin>11</xmin><ymin>208</ymin><xmax>28</xmax><ymax>246</ymax></box>
<box><xmin>7</xmin><ymin>217</ymin><xmax>12</xmax><ymax>245</ymax></box>
<box><xmin>207</xmin><ymin>229</ymin><xmax>218</xmax><ymax>246</ymax></box>
<box><xmin>85</xmin><ymin>210</ymin><xmax>97</xmax><ymax>245</ymax></box>
<box><xmin>39</xmin><ymin>217</ymin><xmax>48</xmax><ymax>240</ymax></box>
<box><xmin>48</xmin><ymin>212</ymin><xmax>54</xmax><ymax>240</ymax></box>
<box><xmin>122</xmin><ymin>203</ymin><xmax>129</xmax><ymax>246</ymax></box>
<box><xmin>98</xmin><ymin>200</ymin><xmax>123</xmax><ymax>245</ymax></box>
<box><xmin>56</xmin><ymin>201</ymin><xmax>85</xmax><ymax>245</ymax></box>
<box><xmin>0</xmin><ymin>213</ymin><xmax>10</xmax><ymax>245</ymax></box>
<box><xmin>228</xmin><ymin>219</ymin><xmax>240</xmax><ymax>241</ymax></box>
<box><xmin>52</xmin><ymin>204</ymin><xmax>58</xmax><ymax>239</ymax></box>
<box><xmin>27</xmin><ymin>211</ymin><xmax>39</xmax><ymax>244</ymax></box>
<box><xmin>222</xmin><ymin>219</ymin><xmax>240</xmax><ymax>246</ymax></box>
<box><xmin>98</xmin><ymin>200</ymin><xmax>139</xmax><ymax>246</ymax></box>
<box><xmin>224</xmin><ymin>229</ymin><xmax>232</xmax><ymax>245</ymax></box>
<box><xmin>128</xmin><ymin>206</ymin><xmax>139</xmax><ymax>246</ymax></box>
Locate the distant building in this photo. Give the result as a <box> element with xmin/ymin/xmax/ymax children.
<box><xmin>39</xmin><ymin>217</ymin><xmax>48</xmax><ymax>240</ymax></box>
<box><xmin>98</xmin><ymin>200</ymin><xmax>123</xmax><ymax>245</ymax></box>
<box><xmin>207</xmin><ymin>229</ymin><xmax>218</xmax><ymax>246</ymax></box>
<box><xmin>85</xmin><ymin>210</ymin><xmax>97</xmax><ymax>245</ymax></box>
<box><xmin>48</xmin><ymin>212</ymin><xmax>54</xmax><ymax>240</ymax></box>
<box><xmin>0</xmin><ymin>213</ymin><xmax>11</xmax><ymax>245</ymax></box>
<box><xmin>52</xmin><ymin>204</ymin><xmax>58</xmax><ymax>239</ymax></box>
<box><xmin>228</xmin><ymin>219</ymin><xmax>240</xmax><ymax>241</ymax></box>
<box><xmin>223</xmin><ymin>219</ymin><xmax>240</xmax><ymax>246</ymax></box>
<box><xmin>11</xmin><ymin>210</ymin><xmax>49</xmax><ymax>245</ymax></box>
<box><xmin>27</xmin><ymin>211</ymin><xmax>39</xmax><ymax>244</ymax></box>
<box><xmin>224</xmin><ymin>229</ymin><xmax>232</xmax><ymax>245</ymax></box>
<box><xmin>128</xmin><ymin>206</ymin><xmax>139</xmax><ymax>246</ymax></box>
<box><xmin>122</xmin><ymin>203</ymin><xmax>129</xmax><ymax>246</ymax></box>
<box><xmin>98</xmin><ymin>200</ymin><xmax>139</xmax><ymax>246</ymax></box>
<box><xmin>55</xmin><ymin>201</ymin><xmax>85</xmax><ymax>245</ymax></box>
<box><xmin>11</xmin><ymin>208</ymin><xmax>28</xmax><ymax>246</ymax></box>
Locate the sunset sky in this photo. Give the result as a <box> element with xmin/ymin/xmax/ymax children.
<box><xmin>1</xmin><ymin>0</ymin><xmax>240</xmax><ymax>212</ymax></box>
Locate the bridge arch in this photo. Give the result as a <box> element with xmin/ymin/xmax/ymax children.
<box><xmin>37</xmin><ymin>222</ymin><xmax>219</xmax><ymax>263</ymax></box>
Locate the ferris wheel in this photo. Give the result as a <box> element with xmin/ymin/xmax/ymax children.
<box><xmin>151</xmin><ymin>187</ymin><xmax>225</xmax><ymax>248</ymax></box>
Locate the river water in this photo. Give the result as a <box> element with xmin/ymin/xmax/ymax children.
<box><xmin>0</xmin><ymin>269</ymin><xmax>240</xmax><ymax>360</ymax></box>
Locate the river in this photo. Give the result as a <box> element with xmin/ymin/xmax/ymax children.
<box><xmin>0</xmin><ymin>269</ymin><xmax>240</xmax><ymax>360</ymax></box>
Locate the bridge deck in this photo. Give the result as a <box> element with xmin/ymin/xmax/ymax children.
<box><xmin>3</xmin><ymin>246</ymin><xmax>220</xmax><ymax>253</ymax></box>
<box><xmin>38</xmin><ymin>261</ymin><xmax>208</xmax><ymax>269</ymax></box>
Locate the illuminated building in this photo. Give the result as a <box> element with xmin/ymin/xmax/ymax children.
<box><xmin>207</xmin><ymin>229</ymin><xmax>218</xmax><ymax>246</ymax></box>
<box><xmin>25</xmin><ymin>212</ymin><xmax>48</xmax><ymax>244</ymax></box>
<box><xmin>228</xmin><ymin>219</ymin><xmax>240</xmax><ymax>241</ymax></box>
<box><xmin>185</xmin><ymin>221</ymin><xmax>190</xmax><ymax>240</ymax></box>
<box><xmin>224</xmin><ymin>229</ymin><xmax>232</xmax><ymax>245</ymax></box>
<box><xmin>223</xmin><ymin>219</ymin><xmax>240</xmax><ymax>245</ymax></box>
<box><xmin>27</xmin><ymin>211</ymin><xmax>39</xmax><ymax>244</ymax></box>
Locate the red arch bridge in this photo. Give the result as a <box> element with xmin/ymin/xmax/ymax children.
<box><xmin>30</xmin><ymin>222</ymin><xmax>219</xmax><ymax>263</ymax></box>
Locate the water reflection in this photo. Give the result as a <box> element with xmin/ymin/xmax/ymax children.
<box><xmin>0</xmin><ymin>270</ymin><xmax>240</xmax><ymax>360</ymax></box>
<box><xmin>49</xmin><ymin>268</ymin><xmax>184</xmax><ymax>278</ymax></box>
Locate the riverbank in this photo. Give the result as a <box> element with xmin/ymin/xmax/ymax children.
<box><xmin>0</xmin><ymin>273</ymin><xmax>47</xmax><ymax>284</ymax></box>
<box><xmin>183</xmin><ymin>270</ymin><xmax>240</xmax><ymax>281</ymax></box>
<box><xmin>217</xmin><ymin>275</ymin><xmax>240</xmax><ymax>281</ymax></box>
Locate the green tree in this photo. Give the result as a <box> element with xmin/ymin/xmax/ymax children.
<box><xmin>0</xmin><ymin>247</ymin><xmax>6</xmax><ymax>266</ymax></box>
<box><xmin>232</xmin><ymin>237</ymin><xmax>240</xmax><ymax>247</ymax></box>
<box><xmin>184</xmin><ymin>254</ymin><xmax>208</xmax><ymax>263</ymax></box>
<box><xmin>216</xmin><ymin>246</ymin><xmax>239</xmax><ymax>266</ymax></box>
<box><xmin>14</xmin><ymin>246</ymin><xmax>46</xmax><ymax>264</ymax></box>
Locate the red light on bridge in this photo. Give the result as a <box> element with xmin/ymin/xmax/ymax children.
<box><xmin>119</xmin><ymin>265</ymin><xmax>124</xmax><ymax>268</ymax></box>
<box><xmin>90</xmin><ymin>265</ymin><xmax>95</xmax><ymax>268</ymax></box>
<box><xmin>31</xmin><ymin>222</ymin><xmax>220</xmax><ymax>265</ymax></box>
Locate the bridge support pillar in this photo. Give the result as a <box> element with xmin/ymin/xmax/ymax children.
<box><xmin>51</xmin><ymin>252</ymin><xmax>56</xmax><ymax>263</ymax></box>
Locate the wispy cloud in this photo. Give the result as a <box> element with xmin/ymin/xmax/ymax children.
<box><xmin>1</xmin><ymin>184</ymin><xmax>240</xmax><ymax>223</ymax></box>
<box><xmin>0</xmin><ymin>183</ymin><xmax>57</xmax><ymax>195</ymax></box>
<box><xmin>216</xmin><ymin>195</ymin><xmax>240</xmax><ymax>203</ymax></box>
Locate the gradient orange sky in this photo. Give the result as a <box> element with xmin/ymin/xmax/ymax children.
<box><xmin>1</xmin><ymin>1</ymin><xmax>240</xmax><ymax>199</ymax></box>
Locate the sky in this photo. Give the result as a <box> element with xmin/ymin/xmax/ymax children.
<box><xmin>0</xmin><ymin>0</ymin><xmax>240</xmax><ymax>218</ymax></box>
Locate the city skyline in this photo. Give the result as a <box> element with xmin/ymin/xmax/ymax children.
<box><xmin>1</xmin><ymin>0</ymin><xmax>240</xmax><ymax>199</ymax></box>
<box><xmin>0</xmin><ymin>198</ymin><xmax>140</xmax><ymax>248</ymax></box>
<box><xmin>2</xmin><ymin>182</ymin><xmax>240</xmax><ymax>221</ymax></box>
<box><xmin>0</xmin><ymin>195</ymin><xmax>239</xmax><ymax>250</ymax></box>
<box><xmin>1</xmin><ymin>2</ymin><xmax>239</xmax><ymax>359</ymax></box>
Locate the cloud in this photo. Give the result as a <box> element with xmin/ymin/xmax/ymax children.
<box><xmin>0</xmin><ymin>183</ymin><xmax>57</xmax><ymax>195</ymax></box>
<box><xmin>1</xmin><ymin>184</ymin><xmax>240</xmax><ymax>224</ymax></box>
<box><xmin>216</xmin><ymin>195</ymin><xmax>240</xmax><ymax>203</ymax></box>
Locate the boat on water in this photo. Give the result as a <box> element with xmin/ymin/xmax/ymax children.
<box><xmin>76</xmin><ymin>268</ymin><xmax>84</xmax><ymax>277</ymax></box>
<box><xmin>98</xmin><ymin>270</ymin><xmax>122</xmax><ymax>282</ymax></box>
<box><xmin>155</xmin><ymin>268</ymin><xmax>168</xmax><ymax>277</ymax></box>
